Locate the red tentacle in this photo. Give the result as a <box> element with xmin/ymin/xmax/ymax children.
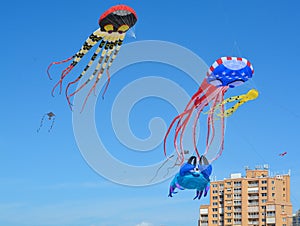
<box><xmin>176</xmin><ymin>108</ymin><xmax>194</xmax><ymax>163</ymax></box>
<box><xmin>175</xmin><ymin>87</ymin><xmax>212</xmax><ymax>162</ymax></box>
<box><xmin>204</xmin><ymin>87</ymin><xmax>228</xmax><ymax>162</ymax></box>
<box><xmin>80</xmin><ymin>78</ymin><xmax>101</xmax><ymax>113</ymax></box>
<box><xmin>65</xmin><ymin>77</ymin><xmax>84</xmax><ymax>110</ymax></box>
<box><xmin>102</xmin><ymin>69</ymin><xmax>111</xmax><ymax>99</ymax></box>
<box><xmin>51</xmin><ymin>65</ymin><xmax>74</xmax><ymax>96</ymax></box>
<box><xmin>163</xmin><ymin>109</ymin><xmax>192</xmax><ymax>158</ymax></box>
<box><xmin>47</xmin><ymin>56</ymin><xmax>73</xmax><ymax>80</ymax></box>
<box><xmin>192</xmin><ymin>100</ymin><xmax>209</xmax><ymax>159</ymax></box>
<box><xmin>210</xmin><ymin>88</ymin><xmax>227</xmax><ymax>161</ymax></box>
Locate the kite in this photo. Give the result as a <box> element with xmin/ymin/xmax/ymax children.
<box><xmin>168</xmin><ymin>155</ymin><xmax>212</xmax><ymax>200</ymax></box>
<box><xmin>37</xmin><ymin>112</ymin><xmax>56</xmax><ymax>133</ymax></box>
<box><xmin>206</xmin><ymin>88</ymin><xmax>259</xmax><ymax>117</ymax></box>
<box><xmin>279</xmin><ymin>151</ymin><xmax>287</xmax><ymax>157</ymax></box>
<box><xmin>47</xmin><ymin>4</ymin><xmax>138</xmax><ymax>111</ymax></box>
<box><xmin>164</xmin><ymin>57</ymin><xmax>255</xmax><ymax>164</ymax></box>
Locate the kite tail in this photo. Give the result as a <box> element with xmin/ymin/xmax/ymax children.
<box><xmin>164</xmin><ymin>113</ymin><xmax>187</xmax><ymax>162</ymax></box>
<box><xmin>102</xmin><ymin>69</ymin><xmax>111</xmax><ymax>99</ymax></box>
<box><xmin>47</xmin><ymin>56</ymin><xmax>74</xmax><ymax>80</ymax></box>
<box><xmin>80</xmin><ymin>77</ymin><xmax>102</xmax><ymax>113</ymax></box>
<box><xmin>204</xmin><ymin>87</ymin><xmax>227</xmax><ymax>162</ymax></box>
<box><xmin>65</xmin><ymin>76</ymin><xmax>89</xmax><ymax>110</ymax></box>
<box><xmin>48</xmin><ymin>116</ymin><xmax>56</xmax><ymax>132</ymax></box>
<box><xmin>51</xmin><ymin>64</ymin><xmax>75</xmax><ymax>96</ymax></box>
<box><xmin>37</xmin><ymin>114</ymin><xmax>46</xmax><ymax>133</ymax></box>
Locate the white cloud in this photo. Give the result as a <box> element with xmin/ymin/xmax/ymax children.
<box><xmin>136</xmin><ymin>222</ymin><xmax>153</xmax><ymax>226</ymax></box>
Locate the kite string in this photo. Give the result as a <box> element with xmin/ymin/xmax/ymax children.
<box><xmin>37</xmin><ymin>114</ymin><xmax>46</xmax><ymax>133</ymax></box>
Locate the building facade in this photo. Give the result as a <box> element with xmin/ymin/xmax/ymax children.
<box><xmin>199</xmin><ymin>166</ymin><xmax>292</xmax><ymax>226</ymax></box>
<box><xmin>293</xmin><ymin>209</ymin><xmax>300</xmax><ymax>226</ymax></box>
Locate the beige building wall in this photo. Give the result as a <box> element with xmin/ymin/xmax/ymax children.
<box><xmin>199</xmin><ymin>167</ymin><xmax>292</xmax><ymax>226</ymax></box>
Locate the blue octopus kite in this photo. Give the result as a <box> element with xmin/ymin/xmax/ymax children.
<box><xmin>168</xmin><ymin>155</ymin><xmax>212</xmax><ymax>200</ymax></box>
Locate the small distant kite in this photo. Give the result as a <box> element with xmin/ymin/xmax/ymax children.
<box><xmin>279</xmin><ymin>151</ymin><xmax>287</xmax><ymax>157</ymax></box>
<box><xmin>47</xmin><ymin>4</ymin><xmax>138</xmax><ymax>111</ymax></box>
<box><xmin>168</xmin><ymin>155</ymin><xmax>212</xmax><ymax>200</ymax></box>
<box><xmin>37</xmin><ymin>112</ymin><xmax>56</xmax><ymax>133</ymax></box>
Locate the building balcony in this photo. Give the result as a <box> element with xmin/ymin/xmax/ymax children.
<box><xmin>234</xmin><ymin>209</ymin><xmax>242</xmax><ymax>213</ymax></box>
<box><xmin>199</xmin><ymin>223</ymin><xmax>208</xmax><ymax>226</ymax></box>
<box><xmin>248</xmin><ymin>215</ymin><xmax>259</xmax><ymax>219</ymax></box>
<box><xmin>248</xmin><ymin>207</ymin><xmax>259</xmax><ymax>212</ymax></box>
<box><xmin>266</xmin><ymin>217</ymin><xmax>276</xmax><ymax>224</ymax></box>
<box><xmin>248</xmin><ymin>196</ymin><xmax>259</xmax><ymax>200</ymax></box>
<box><xmin>248</xmin><ymin>202</ymin><xmax>259</xmax><ymax>206</ymax></box>
<box><xmin>234</xmin><ymin>215</ymin><xmax>242</xmax><ymax>219</ymax></box>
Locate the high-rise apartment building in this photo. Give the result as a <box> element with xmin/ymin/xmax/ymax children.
<box><xmin>293</xmin><ymin>209</ymin><xmax>300</xmax><ymax>226</ymax></box>
<box><xmin>199</xmin><ymin>165</ymin><xmax>292</xmax><ymax>226</ymax></box>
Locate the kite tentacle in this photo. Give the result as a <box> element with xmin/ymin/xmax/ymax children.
<box><xmin>50</xmin><ymin>29</ymin><xmax>105</xmax><ymax>96</ymax></box>
<box><xmin>47</xmin><ymin>56</ymin><xmax>74</xmax><ymax>80</ymax></box>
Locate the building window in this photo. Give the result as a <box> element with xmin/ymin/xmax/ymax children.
<box><xmin>272</xmin><ymin>180</ymin><xmax>275</xmax><ymax>184</ymax></box>
<box><xmin>213</xmin><ymin>208</ymin><xmax>218</xmax><ymax>212</ymax></box>
<box><xmin>272</xmin><ymin>193</ymin><xmax>275</xmax><ymax>197</ymax></box>
<box><xmin>213</xmin><ymin>196</ymin><xmax>218</xmax><ymax>200</ymax></box>
<box><xmin>261</xmin><ymin>193</ymin><xmax>267</xmax><ymax>197</ymax></box>
<box><xmin>226</xmin><ymin>182</ymin><xmax>231</xmax><ymax>186</ymax></box>
<box><xmin>234</xmin><ymin>200</ymin><xmax>242</xmax><ymax>206</ymax></box>
<box><xmin>234</xmin><ymin>181</ymin><xmax>241</xmax><ymax>186</ymax></box>
<box><xmin>227</xmin><ymin>213</ymin><xmax>232</xmax><ymax>217</ymax></box>
<box><xmin>234</xmin><ymin>188</ymin><xmax>242</xmax><ymax>193</ymax></box>
<box><xmin>261</xmin><ymin>187</ymin><xmax>267</xmax><ymax>190</ymax></box>
<box><xmin>213</xmin><ymin>202</ymin><xmax>218</xmax><ymax>206</ymax></box>
<box><xmin>227</xmin><ymin>219</ymin><xmax>232</xmax><ymax>223</ymax></box>
<box><xmin>262</xmin><ymin>199</ymin><xmax>267</xmax><ymax>203</ymax></box>
<box><xmin>262</xmin><ymin>180</ymin><xmax>267</xmax><ymax>184</ymax></box>
<box><xmin>227</xmin><ymin>206</ymin><xmax>232</xmax><ymax>210</ymax></box>
<box><xmin>213</xmin><ymin>184</ymin><xmax>218</xmax><ymax>188</ymax></box>
<box><xmin>213</xmin><ymin>214</ymin><xmax>218</xmax><ymax>218</ymax></box>
<box><xmin>212</xmin><ymin>220</ymin><xmax>218</xmax><ymax>224</ymax></box>
<box><xmin>213</xmin><ymin>190</ymin><xmax>218</xmax><ymax>194</ymax></box>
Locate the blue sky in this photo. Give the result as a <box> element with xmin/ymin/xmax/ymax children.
<box><xmin>1</xmin><ymin>0</ymin><xmax>300</xmax><ymax>225</ymax></box>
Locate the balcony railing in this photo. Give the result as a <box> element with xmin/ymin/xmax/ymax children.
<box><xmin>248</xmin><ymin>207</ymin><xmax>259</xmax><ymax>212</ymax></box>
<box><xmin>248</xmin><ymin>202</ymin><xmax>259</xmax><ymax>206</ymax></box>
<box><xmin>248</xmin><ymin>215</ymin><xmax>259</xmax><ymax>219</ymax></box>
<box><xmin>248</xmin><ymin>196</ymin><xmax>259</xmax><ymax>200</ymax></box>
